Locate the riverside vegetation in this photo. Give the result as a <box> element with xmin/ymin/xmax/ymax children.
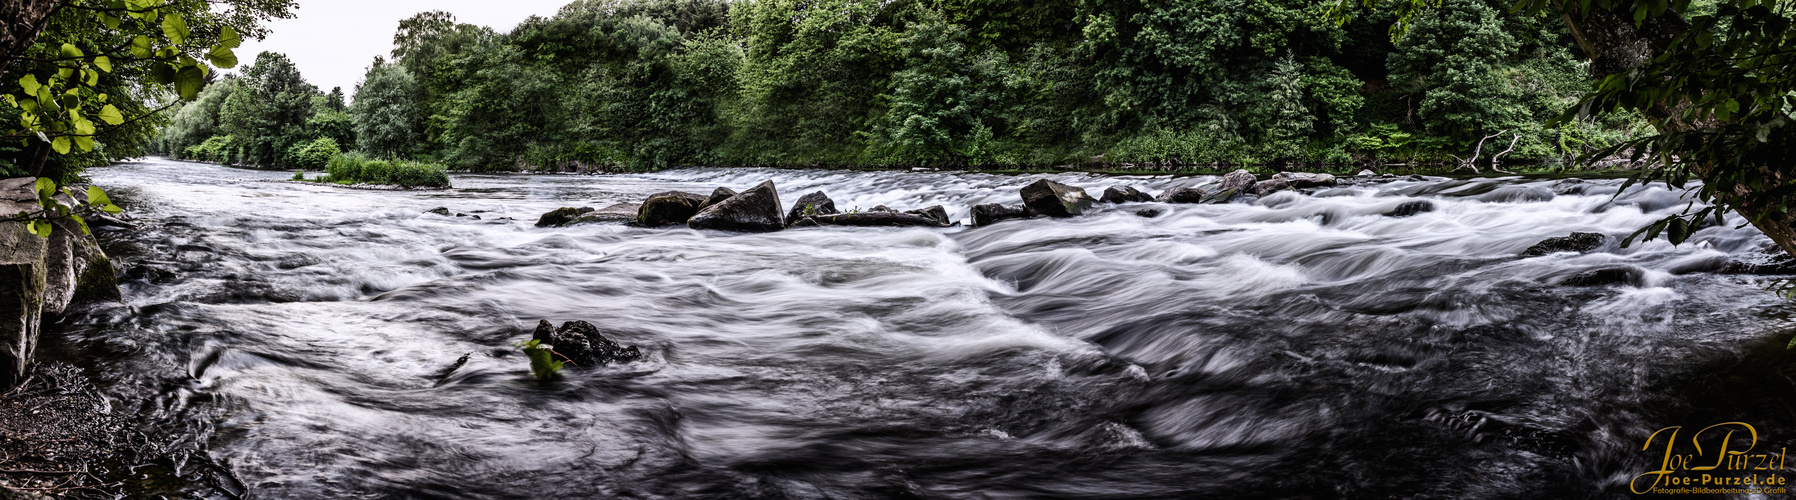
<box><xmin>145</xmin><ymin>0</ymin><xmax>1644</xmax><ymax>173</ymax></box>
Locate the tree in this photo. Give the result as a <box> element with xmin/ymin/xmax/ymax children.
<box><xmin>349</xmin><ymin>57</ymin><xmax>423</xmax><ymax>159</ymax></box>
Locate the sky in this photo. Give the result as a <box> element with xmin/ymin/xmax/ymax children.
<box><xmin>230</xmin><ymin>0</ymin><xmax>576</xmax><ymax>100</ymax></box>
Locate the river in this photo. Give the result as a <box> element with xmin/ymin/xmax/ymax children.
<box><xmin>44</xmin><ymin>157</ymin><xmax>1796</xmax><ymax>498</ymax></box>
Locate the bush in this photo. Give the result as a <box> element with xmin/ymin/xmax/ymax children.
<box><xmin>285</xmin><ymin>137</ymin><xmax>342</xmax><ymax>170</ymax></box>
<box><xmin>182</xmin><ymin>135</ymin><xmax>236</xmax><ymax>162</ymax></box>
<box><xmin>325</xmin><ymin>153</ymin><xmax>451</xmax><ymax>188</ymax></box>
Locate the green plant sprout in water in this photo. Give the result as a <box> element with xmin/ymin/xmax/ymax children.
<box><xmin>4</xmin><ymin>179</ymin><xmax>123</xmax><ymax>238</ymax></box>
<box><xmin>513</xmin><ymin>339</ymin><xmax>563</xmax><ymax>380</ymax></box>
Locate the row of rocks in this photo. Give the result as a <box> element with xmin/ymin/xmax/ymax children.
<box><xmin>535</xmin><ymin>180</ymin><xmax>954</xmax><ymax>231</ymax></box>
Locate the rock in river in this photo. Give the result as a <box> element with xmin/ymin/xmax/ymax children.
<box><xmin>807</xmin><ymin>211</ymin><xmax>947</xmax><ymax>227</ymax></box>
<box><xmin>1521</xmin><ymin>232</ymin><xmax>1605</xmax><ymax>256</ymax></box>
<box><xmin>636</xmin><ymin>191</ymin><xmax>707</xmax><ymax>227</ymax></box>
<box><xmin>689</xmin><ymin>180</ymin><xmax>785</xmax><ymax>232</ymax></box>
<box><xmin>785</xmin><ymin>191</ymin><xmax>839</xmax><ymax>225</ymax></box>
<box><xmin>697</xmin><ymin>187</ymin><xmax>736</xmax><ymax>212</ymax></box>
<box><xmin>532</xmin><ymin>319</ymin><xmax>640</xmax><ymax>367</ymax></box>
<box><xmin>1218</xmin><ymin>169</ymin><xmax>1258</xmax><ymax>192</ymax></box>
<box><xmin>535</xmin><ymin>207</ymin><xmax>594</xmax><ymax>227</ymax></box>
<box><xmin>1020</xmin><ymin>179</ymin><xmax>1095</xmax><ymax>217</ymax></box>
<box><xmin>972</xmin><ymin>203</ymin><xmax>1031</xmax><ymax>226</ymax></box>
<box><xmin>1100</xmin><ymin>186</ymin><xmax>1153</xmax><ymax>204</ymax></box>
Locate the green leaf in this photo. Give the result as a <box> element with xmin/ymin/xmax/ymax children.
<box><xmin>72</xmin><ymin>118</ymin><xmax>94</xmax><ymax>136</ymax></box>
<box><xmin>102</xmin><ymin>204</ymin><xmax>122</xmax><ymax>215</ymax></box>
<box><xmin>83</xmin><ymin>68</ymin><xmax>98</xmax><ymax>87</ymax></box>
<box><xmin>163</xmin><ymin>13</ymin><xmax>189</xmax><ymax>45</ymax></box>
<box><xmin>101</xmin><ymin>14</ymin><xmax>120</xmax><ymax>30</ymax></box>
<box><xmin>27</xmin><ymin>220</ymin><xmax>52</xmax><ymax>238</ymax></box>
<box><xmin>85</xmin><ymin>186</ymin><xmax>112</xmax><ymax>207</ymax></box>
<box><xmin>97</xmin><ymin>104</ymin><xmax>124</xmax><ymax>125</ymax></box>
<box><xmin>207</xmin><ymin>45</ymin><xmax>238</xmax><ymax>69</ymax></box>
<box><xmin>92</xmin><ymin>56</ymin><xmax>110</xmax><ymax>73</ymax></box>
<box><xmin>34</xmin><ymin>178</ymin><xmax>55</xmax><ymax>197</ymax></box>
<box><xmin>70</xmin><ymin>214</ymin><xmax>89</xmax><ymax>235</ymax></box>
<box><xmin>73</xmin><ymin>135</ymin><xmax>94</xmax><ymax>152</ymax></box>
<box><xmin>130</xmin><ymin>36</ymin><xmax>151</xmax><ymax>58</ymax></box>
<box><xmin>18</xmin><ymin>74</ymin><xmax>39</xmax><ymax>95</ymax></box>
<box><xmin>149</xmin><ymin>63</ymin><xmax>175</xmax><ymax>85</ymax></box>
<box><xmin>219</xmin><ymin>26</ymin><xmax>242</xmax><ymax>49</ymax></box>
<box><xmin>50</xmin><ymin>136</ymin><xmax>69</xmax><ymax>154</ymax></box>
<box><xmin>60</xmin><ymin>43</ymin><xmax>84</xmax><ymax>59</ymax></box>
<box><xmin>174</xmin><ymin>65</ymin><xmax>204</xmax><ymax>100</ymax></box>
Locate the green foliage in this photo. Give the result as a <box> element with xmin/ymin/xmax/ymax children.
<box><xmin>182</xmin><ymin>134</ymin><xmax>236</xmax><ymax>162</ymax></box>
<box><xmin>348</xmin><ymin>58</ymin><xmax>423</xmax><ymax>159</ymax></box>
<box><xmin>5</xmin><ymin>178</ymin><xmax>123</xmax><ymax>239</ymax></box>
<box><xmin>513</xmin><ymin>339</ymin><xmax>563</xmax><ymax>381</ymax></box>
<box><xmin>325</xmin><ymin>153</ymin><xmax>451</xmax><ymax>188</ymax></box>
<box><xmin>284</xmin><ymin>137</ymin><xmax>341</xmax><ymax>170</ymax></box>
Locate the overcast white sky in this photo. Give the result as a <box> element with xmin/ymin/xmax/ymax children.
<box><xmin>231</xmin><ymin>1</ymin><xmax>575</xmax><ymax>99</ymax></box>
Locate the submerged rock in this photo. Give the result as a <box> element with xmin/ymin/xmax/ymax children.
<box><xmin>1100</xmin><ymin>185</ymin><xmax>1153</xmax><ymax>204</ymax></box>
<box><xmin>1020</xmin><ymin>179</ymin><xmax>1095</xmax><ymax>217</ymax></box>
<box><xmin>972</xmin><ymin>203</ymin><xmax>1031</xmax><ymax>226</ymax></box>
<box><xmin>636</xmin><ymin>191</ymin><xmax>707</xmax><ymax>227</ymax></box>
<box><xmin>533</xmin><ymin>319</ymin><xmax>640</xmax><ymax>367</ymax></box>
<box><xmin>786</xmin><ymin>191</ymin><xmax>839</xmax><ymax>224</ymax></box>
<box><xmin>1522</xmin><ymin>232</ymin><xmax>1605</xmax><ymax>256</ymax></box>
<box><xmin>1558</xmin><ymin>266</ymin><xmax>1643</xmax><ymax>287</ymax></box>
<box><xmin>689</xmin><ymin>180</ymin><xmax>785</xmax><ymax>232</ymax></box>
<box><xmin>425</xmin><ymin>207</ymin><xmax>451</xmax><ymax>216</ymax></box>
<box><xmin>1382</xmin><ymin>200</ymin><xmax>1435</xmax><ymax>218</ymax></box>
<box><xmin>535</xmin><ymin>206</ymin><xmax>594</xmax><ymax>227</ymax></box>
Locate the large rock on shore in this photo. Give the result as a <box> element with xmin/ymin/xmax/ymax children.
<box><xmin>0</xmin><ymin>178</ymin><xmax>118</xmax><ymax>391</ymax></box>
<box><xmin>636</xmin><ymin>191</ymin><xmax>707</xmax><ymax>227</ymax></box>
<box><xmin>785</xmin><ymin>191</ymin><xmax>839</xmax><ymax>224</ymax></box>
<box><xmin>972</xmin><ymin>203</ymin><xmax>1031</xmax><ymax>226</ymax></box>
<box><xmin>1100</xmin><ymin>186</ymin><xmax>1153</xmax><ymax>204</ymax></box>
<box><xmin>1522</xmin><ymin>232</ymin><xmax>1605</xmax><ymax>256</ymax></box>
<box><xmin>531</xmin><ymin>320</ymin><xmax>640</xmax><ymax>367</ymax></box>
<box><xmin>1020</xmin><ymin>179</ymin><xmax>1095</xmax><ymax>217</ymax></box>
<box><xmin>689</xmin><ymin>180</ymin><xmax>785</xmax><ymax>232</ymax></box>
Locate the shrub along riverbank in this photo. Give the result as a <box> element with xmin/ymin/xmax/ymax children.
<box><xmin>308</xmin><ymin>154</ymin><xmax>452</xmax><ymax>188</ymax></box>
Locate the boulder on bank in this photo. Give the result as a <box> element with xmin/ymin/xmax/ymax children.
<box><xmin>785</xmin><ymin>191</ymin><xmax>839</xmax><ymax>224</ymax></box>
<box><xmin>688</xmin><ymin>180</ymin><xmax>785</xmax><ymax>232</ymax></box>
<box><xmin>1100</xmin><ymin>186</ymin><xmax>1153</xmax><ymax>204</ymax></box>
<box><xmin>1020</xmin><ymin>179</ymin><xmax>1095</xmax><ymax>217</ymax></box>
<box><xmin>1522</xmin><ymin>232</ymin><xmax>1605</xmax><ymax>256</ymax></box>
<box><xmin>636</xmin><ymin>191</ymin><xmax>707</xmax><ymax>227</ymax></box>
<box><xmin>536</xmin><ymin>207</ymin><xmax>595</xmax><ymax>227</ymax></box>
<box><xmin>698</xmin><ymin>187</ymin><xmax>736</xmax><ymax>212</ymax></box>
<box><xmin>1382</xmin><ymin>200</ymin><xmax>1435</xmax><ymax>218</ymax></box>
<box><xmin>0</xmin><ymin>178</ymin><xmax>119</xmax><ymax>391</ymax></box>
<box><xmin>972</xmin><ymin>203</ymin><xmax>1031</xmax><ymax>226</ymax></box>
<box><xmin>531</xmin><ymin>319</ymin><xmax>640</xmax><ymax>367</ymax></box>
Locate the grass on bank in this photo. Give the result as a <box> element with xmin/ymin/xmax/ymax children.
<box><xmin>293</xmin><ymin>153</ymin><xmax>452</xmax><ymax>188</ymax></box>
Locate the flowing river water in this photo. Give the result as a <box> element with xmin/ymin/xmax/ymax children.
<box><xmin>42</xmin><ymin>157</ymin><xmax>1796</xmax><ymax>498</ymax></box>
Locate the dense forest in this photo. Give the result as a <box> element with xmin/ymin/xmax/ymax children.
<box><xmin>147</xmin><ymin>0</ymin><xmax>1645</xmax><ymax>172</ymax></box>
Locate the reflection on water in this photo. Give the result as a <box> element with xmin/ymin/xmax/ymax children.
<box><xmin>46</xmin><ymin>158</ymin><xmax>1796</xmax><ymax>498</ymax></box>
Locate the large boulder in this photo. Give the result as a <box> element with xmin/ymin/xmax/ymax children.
<box><xmin>535</xmin><ymin>207</ymin><xmax>594</xmax><ymax>227</ymax></box>
<box><xmin>972</xmin><ymin>203</ymin><xmax>1031</xmax><ymax>226</ymax></box>
<box><xmin>689</xmin><ymin>180</ymin><xmax>785</xmax><ymax>232</ymax></box>
<box><xmin>806</xmin><ymin>211</ymin><xmax>947</xmax><ymax>227</ymax></box>
<box><xmin>635</xmin><ymin>191</ymin><xmax>707</xmax><ymax>227</ymax></box>
<box><xmin>1020</xmin><ymin>179</ymin><xmax>1095</xmax><ymax>217</ymax></box>
<box><xmin>1217</xmin><ymin>169</ymin><xmax>1258</xmax><ymax>192</ymax></box>
<box><xmin>1100</xmin><ymin>186</ymin><xmax>1153</xmax><ymax>204</ymax></box>
<box><xmin>1522</xmin><ymin>232</ymin><xmax>1605</xmax><ymax>256</ymax></box>
<box><xmin>1251</xmin><ymin>177</ymin><xmax>1290</xmax><ymax>196</ymax></box>
<box><xmin>532</xmin><ymin>319</ymin><xmax>640</xmax><ymax>367</ymax></box>
<box><xmin>697</xmin><ymin>187</ymin><xmax>736</xmax><ymax>212</ymax></box>
<box><xmin>0</xmin><ymin>178</ymin><xmax>118</xmax><ymax>391</ymax></box>
<box><xmin>904</xmin><ymin>205</ymin><xmax>951</xmax><ymax>225</ymax></box>
<box><xmin>785</xmin><ymin>191</ymin><xmax>839</xmax><ymax>225</ymax></box>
